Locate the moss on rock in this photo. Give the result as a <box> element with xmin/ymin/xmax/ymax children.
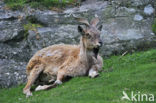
<box><xmin>152</xmin><ymin>18</ymin><xmax>156</xmax><ymax>35</ymax></box>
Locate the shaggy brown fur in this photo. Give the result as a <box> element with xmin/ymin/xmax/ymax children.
<box><xmin>23</xmin><ymin>17</ymin><xmax>103</xmax><ymax>97</ymax></box>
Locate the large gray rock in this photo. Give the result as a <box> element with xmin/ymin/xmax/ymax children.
<box><xmin>27</xmin><ymin>1</ymin><xmax>156</xmax><ymax>56</ymax></box>
<box><xmin>144</xmin><ymin>4</ymin><xmax>154</xmax><ymax>15</ymax></box>
<box><xmin>31</xmin><ymin>1</ymin><xmax>108</xmax><ymax>26</ymax></box>
<box><xmin>0</xmin><ymin>3</ymin><xmax>30</xmax><ymax>87</ymax></box>
<box><xmin>0</xmin><ymin>20</ymin><xmax>25</xmax><ymax>42</ymax></box>
<box><xmin>0</xmin><ymin>59</ymin><xmax>26</xmax><ymax>88</ymax></box>
<box><xmin>110</xmin><ymin>0</ymin><xmax>155</xmax><ymax>7</ymax></box>
<box><xmin>0</xmin><ymin>0</ymin><xmax>156</xmax><ymax>88</ymax></box>
<box><xmin>27</xmin><ymin>25</ymin><xmax>80</xmax><ymax>55</ymax></box>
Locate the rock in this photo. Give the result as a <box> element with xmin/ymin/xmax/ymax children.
<box><xmin>110</xmin><ymin>0</ymin><xmax>154</xmax><ymax>7</ymax></box>
<box><xmin>144</xmin><ymin>4</ymin><xmax>154</xmax><ymax>15</ymax></box>
<box><xmin>131</xmin><ymin>0</ymin><xmax>151</xmax><ymax>6</ymax></box>
<box><xmin>100</xmin><ymin>16</ymin><xmax>155</xmax><ymax>56</ymax></box>
<box><xmin>0</xmin><ymin>3</ymin><xmax>30</xmax><ymax>87</ymax></box>
<box><xmin>26</xmin><ymin>15</ymin><xmax>155</xmax><ymax>57</ymax></box>
<box><xmin>0</xmin><ymin>20</ymin><xmax>25</xmax><ymax>43</ymax></box>
<box><xmin>101</xmin><ymin>36</ymin><xmax>156</xmax><ymax>56</ymax></box>
<box><xmin>32</xmin><ymin>1</ymin><xmax>108</xmax><ymax>26</ymax></box>
<box><xmin>0</xmin><ymin>59</ymin><xmax>27</xmax><ymax>88</ymax></box>
<box><xmin>133</xmin><ymin>14</ymin><xmax>143</xmax><ymax>21</ymax></box>
<box><xmin>0</xmin><ymin>3</ymin><xmax>26</xmax><ymax>20</ymax></box>
<box><xmin>27</xmin><ymin>25</ymin><xmax>80</xmax><ymax>55</ymax></box>
<box><xmin>0</xmin><ymin>40</ymin><xmax>31</xmax><ymax>88</ymax></box>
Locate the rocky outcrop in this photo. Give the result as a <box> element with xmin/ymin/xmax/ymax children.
<box><xmin>0</xmin><ymin>0</ymin><xmax>156</xmax><ymax>88</ymax></box>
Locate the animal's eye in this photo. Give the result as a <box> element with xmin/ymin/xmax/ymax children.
<box><xmin>85</xmin><ymin>33</ymin><xmax>89</xmax><ymax>35</ymax></box>
<box><xmin>85</xmin><ymin>33</ymin><xmax>91</xmax><ymax>39</ymax></box>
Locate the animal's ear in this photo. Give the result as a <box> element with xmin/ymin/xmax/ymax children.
<box><xmin>90</xmin><ymin>17</ymin><xmax>99</xmax><ymax>26</ymax></box>
<box><xmin>78</xmin><ymin>25</ymin><xmax>85</xmax><ymax>35</ymax></box>
<box><xmin>98</xmin><ymin>25</ymin><xmax>103</xmax><ymax>31</ymax></box>
<box><xmin>76</xmin><ymin>18</ymin><xmax>90</xmax><ymax>26</ymax></box>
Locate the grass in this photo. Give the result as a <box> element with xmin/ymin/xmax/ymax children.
<box><xmin>4</xmin><ymin>0</ymin><xmax>77</xmax><ymax>10</ymax></box>
<box><xmin>0</xmin><ymin>49</ymin><xmax>156</xmax><ymax>103</ymax></box>
<box><xmin>24</xmin><ymin>22</ymin><xmax>43</xmax><ymax>31</ymax></box>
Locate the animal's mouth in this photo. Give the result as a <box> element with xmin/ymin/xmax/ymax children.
<box><xmin>93</xmin><ymin>47</ymin><xmax>100</xmax><ymax>59</ymax></box>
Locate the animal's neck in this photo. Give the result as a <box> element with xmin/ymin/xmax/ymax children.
<box><xmin>79</xmin><ymin>37</ymin><xmax>94</xmax><ymax>63</ymax></box>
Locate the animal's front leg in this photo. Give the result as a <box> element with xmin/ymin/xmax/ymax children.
<box><xmin>88</xmin><ymin>56</ymin><xmax>103</xmax><ymax>78</ymax></box>
<box><xmin>88</xmin><ymin>66</ymin><xmax>99</xmax><ymax>78</ymax></box>
<box><xmin>23</xmin><ymin>64</ymin><xmax>44</xmax><ymax>97</ymax></box>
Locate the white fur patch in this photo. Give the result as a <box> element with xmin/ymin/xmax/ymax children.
<box><xmin>35</xmin><ymin>85</ymin><xmax>47</xmax><ymax>91</ymax></box>
<box><xmin>55</xmin><ymin>80</ymin><xmax>62</xmax><ymax>85</ymax></box>
<box><xmin>42</xmin><ymin>50</ymin><xmax>62</xmax><ymax>58</ymax></box>
<box><xmin>89</xmin><ymin>69</ymin><xmax>99</xmax><ymax>78</ymax></box>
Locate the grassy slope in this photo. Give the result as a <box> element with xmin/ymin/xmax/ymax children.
<box><xmin>0</xmin><ymin>49</ymin><xmax>156</xmax><ymax>103</ymax></box>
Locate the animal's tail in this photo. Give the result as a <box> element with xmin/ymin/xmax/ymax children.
<box><xmin>26</xmin><ymin>57</ymin><xmax>41</xmax><ymax>76</ymax></box>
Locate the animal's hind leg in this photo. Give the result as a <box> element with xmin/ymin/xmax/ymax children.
<box><xmin>23</xmin><ymin>64</ymin><xmax>44</xmax><ymax>97</ymax></box>
<box><xmin>35</xmin><ymin>69</ymin><xmax>66</xmax><ymax>91</ymax></box>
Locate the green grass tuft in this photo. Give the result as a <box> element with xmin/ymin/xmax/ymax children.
<box><xmin>4</xmin><ymin>0</ymin><xmax>77</xmax><ymax>10</ymax></box>
<box><xmin>0</xmin><ymin>49</ymin><xmax>156</xmax><ymax>103</ymax></box>
<box><xmin>24</xmin><ymin>22</ymin><xmax>43</xmax><ymax>31</ymax></box>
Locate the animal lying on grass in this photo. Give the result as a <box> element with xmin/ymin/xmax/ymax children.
<box><xmin>23</xmin><ymin>17</ymin><xmax>103</xmax><ymax>97</ymax></box>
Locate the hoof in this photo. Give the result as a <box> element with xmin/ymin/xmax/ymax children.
<box><xmin>54</xmin><ymin>80</ymin><xmax>62</xmax><ymax>85</ymax></box>
<box><xmin>23</xmin><ymin>89</ymin><xmax>32</xmax><ymax>98</ymax></box>
<box><xmin>89</xmin><ymin>69</ymin><xmax>99</xmax><ymax>78</ymax></box>
<box><xmin>26</xmin><ymin>92</ymin><xmax>32</xmax><ymax>98</ymax></box>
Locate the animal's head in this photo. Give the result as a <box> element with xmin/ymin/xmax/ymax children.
<box><xmin>77</xmin><ymin>17</ymin><xmax>103</xmax><ymax>50</ymax></box>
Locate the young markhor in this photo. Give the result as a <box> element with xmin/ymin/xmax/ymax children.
<box><xmin>23</xmin><ymin>17</ymin><xmax>103</xmax><ymax>97</ymax></box>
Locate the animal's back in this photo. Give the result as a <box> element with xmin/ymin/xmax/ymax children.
<box><xmin>26</xmin><ymin>44</ymin><xmax>80</xmax><ymax>75</ymax></box>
